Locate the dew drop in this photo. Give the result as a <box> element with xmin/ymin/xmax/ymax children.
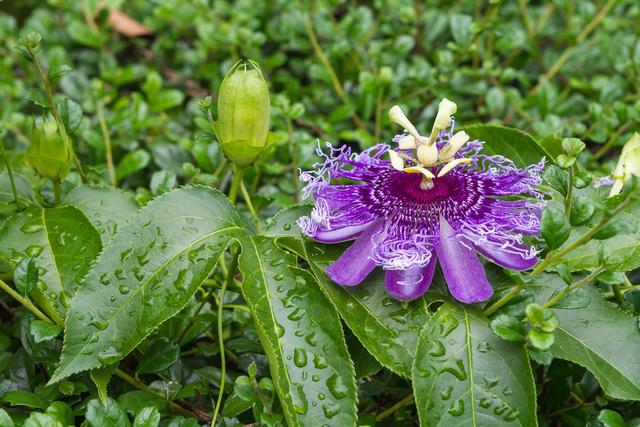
<box><xmin>293</xmin><ymin>348</ymin><xmax>307</xmax><ymax>368</ymax></box>
<box><xmin>313</xmin><ymin>354</ymin><xmax>328</xmax><ymax>369</ymax></box>
<box><xmin>97</xmin><ymin>347</ymin><xmax>122</xmax><ymax>365</ymax></box>
<box><xmin>322</xmin><ymin>401</ymin><xmax>340</xmax><ymax>419</ymax></box>
<box><xmin>99</xmin><ymin>272</ymin><xmax>111</xmax><ymax>286</ymax></box>
<box><xmin>287</xmin><ymin>307</ymin><xmax>304</xmax><ymax>321</ymax></box>
<box><xmin>440</xmin><ymin>385</ymin><xmax>453</xmax><ymax>401</ymax></box>
<box><xmin>428</xmin><ymin>340</ymin><xmax>446</xmax><ymax>357</ymax></box>
<box><xmin>21</xmin><ymin>222</ymin><xmax>43</xmax><ymax>234</ymax></box>
<box><xmin>273</xmin><ymin>273</ymin><xmax>284</xmax><ymax>281</ymax></box>
<box><xmin>119</xmin><ymin>285</ymin><xmax>130</xmax><ymax>295</ymax></box>
<box><xmin>326</xmin><ymin>373</ymin><xmax>347</xmax><ymax>399</ymax></box>
<box><xmin>283</xmin><ymin>223</ymin><xmax>292</xmax><ymax>231</ymax></box>
<box><xmin>274</xmin><ymin>323</ymin><xmax>285</xmax><ymax>338</ymax></box>
<box><xmin>115</xmin><ymin>269</ymin><xmax>126</xmax><ymax>280</ymax></box>
<box><xmin>25</xmin><ymin>245</ymin><xmax>44</xmax><ymax>257</ymax></box>
<box><xmin>291</xmin><ymin>383</ymin><xmax>308</xmax><ymax>415</ymax></box>
<box><xmin>442</xmin><ymin>359</ymin><xmax>467</xmax><ymax>381</ymax></box>
<box><xmin>448</xmin><ymin>398</ymin><xmax>465</xmax><ymax>416</ymax></box>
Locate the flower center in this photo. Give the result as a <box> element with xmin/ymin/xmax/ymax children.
<box><xmin>392</xmin><ymin>171</ymin><xmax>458</xmax><ymax>203</ymax></box>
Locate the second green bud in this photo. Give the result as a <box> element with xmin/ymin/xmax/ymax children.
<box><xmin>215</xmin><ymin>59</ymin><xmax>272</xmax><ymax>167</ymax></box>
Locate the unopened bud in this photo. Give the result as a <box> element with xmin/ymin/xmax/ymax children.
<box><xmin>25</xmin><ymin>120</ymin><xmax>73</xmax><ymax>182</ymax></box>
<box><xmin>433</xmin><ymin>98</ymin><xmax>457</xmax><ymax>132</ymax></box>
<box><xmin>610</xmin><ymin>132</ymin><xmax>640</xmax><ymax>197</ymax></box>
<box><xmin>215</xmin><ymin>60</ymin><xmax>271</xmax><ymax>167</ymax></box>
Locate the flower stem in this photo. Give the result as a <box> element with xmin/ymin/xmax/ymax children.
<box><xmin>564</xmin><ymin>166</ymin><xmax>574</xmax><ymax>217</ymax></box>
<box><xmin>483</xmin><ymin>284</ymin><xmax>526</xmax><ymax>316</ymax></box>
<box><xmin>529</xmin><ymin>0</ymin><xmax>618</xmax><ymax>96</ymax></box>
<box><xmin>542</xmin><ymin>268</ymin><xmax>603</xmax><ymax>309</ymax></box>
<box><xmin>53</xmin><ymin>181</ymin><xmax>61</xmax><ymax>205</ymax></box>
<box><xmin>228</xmin><ymin>167</ymin><xmax>244</xmax><ymax>204</ymax></box>
<box><xmin>0</xmin><ymin>279</ymin><xmax>52</xmax><ymax>323</ymax></box>
<box><xmin>285</xmin><ymin>115</ymin><xmax>300</xmax><ymax>200</ymax></box>
<box><xmin>297</xmin><ymin>4</ymin><xmax>370</xmax><ymax>137</ymax></box>
<box><xmin>96</xmin><ymin>100</ymin><xmax>117</xmax><ymax>187</ymax></box>
<box><xmin>0</xmin><ymin>134</ymin><xmax>22</xmax><ymax>209</ymax></box>
<box><xmin>211</xmin><ymin>251</ymin><xmax>238</xmax><ymax>426</ymax></box>
<box><xmin>531</xmin><ymin>194</ymin><xmax>634</xmax><ymax>275</ymax></box>
<box><xmin>376</xmin><ymin>393</ymin><xmax>415</xmax><ymax>421</ymax></box>
<box><xmin>113</xmin><ymin>368</ymin><xmax>208</xmax><ymax>421</ymax></box>
<box><xmin>28</xmin><ymin>47</ymin><xmax>86</xmax><ymax>181</ymax></box>
<box><xmin>240</xmin><ymin>180</ymin><xmax>262</xmax><ymax>233</ymax></box>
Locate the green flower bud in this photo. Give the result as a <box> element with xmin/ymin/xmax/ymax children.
<box><xmin>214</xmin><ymin>60</ymin><xmax>271</xmax><ymax>167</ymax></box>
<box><xmin>25</xmin><ymin>120</ymin><xmax>73</xmax><ymax>182</ymax></box>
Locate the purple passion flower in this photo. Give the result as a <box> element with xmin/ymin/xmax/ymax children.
<box><xmin>299</xmin><ymin>99</ymin><xmax>545</xmax><ymax>303</ymax></box>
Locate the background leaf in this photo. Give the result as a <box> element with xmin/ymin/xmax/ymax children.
<box><xmin>0</xmin><ymin>206</ymin><xmax>102</xmax><ymax>323</ymax></box>
<box><xmin>64</xmin><ymin>186</ymin><xmax>139</xmax><ymax>242</ymax></box>
<box><xmin>464</xmin><ymin>124</ymin><xmax>551</xmax><ymax>167</ymax></box>
<box><xmin>412</xmin><ymin>303</ymin><xmax>537</xmax><ymax>426</ymax></box>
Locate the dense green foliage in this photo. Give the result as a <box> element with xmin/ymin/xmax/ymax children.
<box><xmin>0</xmin><ymin>0</ymin><xmax>639</xmax><ymax>426</ymax></box>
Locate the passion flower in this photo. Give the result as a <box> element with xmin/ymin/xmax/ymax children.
<box><xmin>299</xmin><ymin>100</ymin><xmax>545</xmax><ymax>303</ymax></box>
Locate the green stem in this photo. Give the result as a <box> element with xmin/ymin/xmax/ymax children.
<box><xmin>542</xmin><ymin>268</ymin><xmax>603</xmax><ymax>309</ymax></box>
<box><xmin>175</xmin><ymin>290</ymin><xmax>210</xmax><ymax>343</ymax></box>
<box><xmin>564</xmin><ymin>166</ymin><xmax>574</xmax><ymax>217</ymax></box>
<box><xmin>53</xmin><ymin>181</ymin><xmax>61</xmax><ymax>205</ymax></box>
<box><xmin>530</xmin><ymin>0</ymin><xmax>618</xmax><ymax>96</ymax></box>
<box><xmin>96</xmin><ymin>100</ymin><xmax>117</xmax><ymax>187</ymax></box>
<box><xmin>211</xmin><ymin>252</ymin><xmax>238</xmax><ymax>426</ymax></box>
<box><xmin>0</xmin><ymin>134</ymin><xmax>22</xmax><ymax>209</ymax></box>
<box><xmin>240</xmin><ymin>180</ymin><xmax>262</xmax><ymax>233</ymax></box>
<box><xmin>286</xmin><ymin>116</ymin><xmax>300</xmax><ymax>201</ymax></box>
<box><xmin>113</xmin><ymin>369</ymin><xmax>207</xmax><ymax>421</ymax></box>
<box><xmin>28</xmin><ymin>48</ymin><xmax>86</xmax><ymax>181</ymax></box>
<box><xmin>611</xmin><ymin>283</ymin><xmax>625</xmax><ymax>306</ymax></box>
<box><xmin>228</xmin><ymin>167</ymin><xmax>244</xmax><ymax>204</ymax></box>
<box><xmin>484</xmin><ymin>284</ymin><xmax>526</xmax><ymax>316</ymax></box>
<box><xmin>376</xmin><ymin>393</ymin><xmax>415</xmax><ymax>421</ymax></box>
<box><xmin>0</xmin><ymin>279</ymin><xmax>52</xmax><ymax>323</ymax></box>
<box><xmin>298</xmin><ymin>3</ymin><xmax>370</xmax><ymax>136</ymax></box>
<box><xmin>531</xmin><ymin>194</ymin><xmax>634</xmax><ymax>275</ymax></box>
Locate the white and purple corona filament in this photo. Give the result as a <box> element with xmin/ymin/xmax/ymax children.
<box><xmin>299</xmin><ymin>99</ymin><xmax>545</xmax><ymax>303</ymax></box>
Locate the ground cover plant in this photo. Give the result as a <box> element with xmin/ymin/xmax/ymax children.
<box><xmin>0</xmin><ymin>0</ymin><xmax>640</xmax><ymax>426</ymax></box>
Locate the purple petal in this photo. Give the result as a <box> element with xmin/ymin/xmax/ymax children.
<box><xmin>384</xmin><ymin>255</ymin><xmax>437</xmax><ymax>302</ymax></box>
<box><xmin>460</xmin><ymin>233</ymin><xmax>537</xmax><ymax>271</ymax></box>
<box><xmin>435</xmin><ymin>217</ymin><xmax>493</xmax><ymax>303</ymax></box>
<box><xmin>325</xmin><ymin>221</ymin><xmax>382</xmax><ymax>286</ymax></box>
<box><xmin>314</xmin><ymin>221</ymin><xmax>374</xmax><ymax>243</ymax></box>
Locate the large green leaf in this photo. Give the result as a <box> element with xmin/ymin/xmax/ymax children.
<box><xmin>50</xmin><ymin>186</ymin><xmax>243</xmax><ymax>382</ymax></box>
<box><xmin>305</xmin><ymin>243</ymin><xmax>431</xmax><ymax>378</ymax></box>
<box><xmin>49</xmin><ymin>187</ymin><xmax>358</xmax><ymax>426</ymax></box>
<box><xmin>533</xmin><ymin>274</ymin><xmax>640</xmax><ymax>400</ymax></box>
<box><xmin>464</xmin><ymin>124</ymin><xmax>550</xmax><ymax>168</ymax></box>
<box><xmin>0</xmin><ymin>206</ymin><xmax>102</xmax><ymax>323</ymax></box>
<box><xmin>412</xmin><ymin>303</ymin><xmax>537</xmax><ymax>426</ymax></box>
<box><xmin>64</xmin><ymin>186</ymin><xmax>139</xmax><ymax>243</ymax></box>
<box><xmin>239</xmin><ymin>237</ymin><xmax>357</xmax><ymax>426</ymax></box>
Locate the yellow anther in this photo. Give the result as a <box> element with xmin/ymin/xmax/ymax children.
<box><xmin>403</xmin><ymin>166</ymin><xmax>436</xmax><ymax>180</ymax></box>
<box><xmin>437</xmin><ymin>158</ymin><xmax>471</xmax><ymax>177</ymax></box>
<box><xmin>438</xmin><ymin>131</ymin><xmax>470</xmax><ymax>161</ymax></box>
<box><xmin>388</xmin><ymin>150</ymin><xmax>405</xmax><ymax>171</ymax></box>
